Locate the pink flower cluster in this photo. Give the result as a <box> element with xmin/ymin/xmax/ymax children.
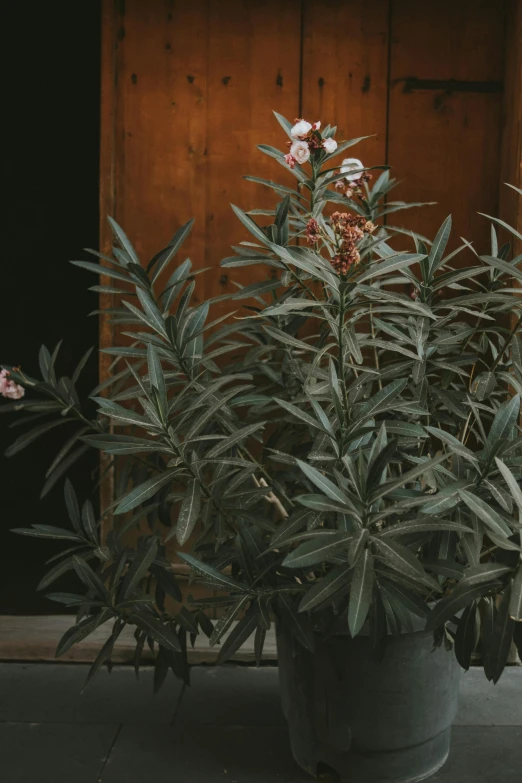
<box><xmin>0</xmin><ymin>368</ymin><xmax>25</xmax><ymax>400</ymax></box>
<box><xmin>284</xmin><ymin>119</ymin><xmax>338</xmax><ymax>169</ymax></box>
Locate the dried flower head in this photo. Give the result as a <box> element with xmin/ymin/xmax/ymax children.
<box><xmin>329</xmin><ymin>213</ymin><xmax>375</xmax><ymax>274</ymax></box>
<box><xmin>305</xmin><ymin>218</ymin><xmax>320</xmax><ymax>245</ymax></box>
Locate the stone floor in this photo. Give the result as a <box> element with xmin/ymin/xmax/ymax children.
<box><xmin>0</xmin><ymin>663</ymin><xmax>520</xmax><ymax>782</ymax></box>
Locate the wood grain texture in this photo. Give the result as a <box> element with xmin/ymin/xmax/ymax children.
<box><xmin>387</xmin><ymin>0</ymin><xmax>506</xmax><ymax>253</ymax></box>
<box><xmin>0</xmin><ymin>615</ymin><xmax>277</xmax><ymax>664</ymax></box>
<box><xmin>499</xmin><ymin>0</ymin><xmax>522</xmax><ymax>256</ymax></box>
<box><xmin>302</xmin><ymin>0</ymin><xmax>390</xmax><ymax>169</ymax></box>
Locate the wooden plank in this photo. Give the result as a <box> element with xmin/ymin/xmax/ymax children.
<box><xmin>498</xmin><ymin>0</ymin><xmax>522</xmax><ymax>256</ymax></box>
<box><xmin>98</xmin><ymin>0</ymin><xmax>302</xmax><ymax>551</ymax></box>
<box><xmin>301</xmin><ymin>0</ymin><xmax>390</xmax><ymax>171</ymax></box>
<box><xmin>387</xmin><ymin>0</ymin><xmax>506</xmax><ymax>252</ymax></box>
<box><xmin>0</xmin><ymin>615</ymin><xmax>277</xmax><ymax>665</ymax></box>
<box><xmin>203</xmin><ymin>0</ymin><xmax>301</xmax><ymax>316</ymax></box>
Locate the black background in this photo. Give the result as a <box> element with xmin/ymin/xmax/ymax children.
<box><xmin>1</xmin><ymin>1</ymin><xmax>101</xmax><ymax>613</ymax></box>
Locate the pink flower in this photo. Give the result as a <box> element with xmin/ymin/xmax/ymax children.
<box><xmin>312</xmin><ymin>121</ymin><xmax>321</xmax><ymax>131</ymax></box>
<box><xmin>322</xmin><ymin>138</ymin><xmax>338</xmax><ymax>154</ymax></box>
<box><xmin>289</xmin><ymin>140</ymin><xmax>310</xmax><ymax>165</ymax></box>
<box><xmin>290</xmin><ymin>119</ymin><xmax>312</xmax><ymax>139</ymax></box>
<box><xmin>0</xmin><ymin>368</ymin><xmax>25</xmax><ymax>400</ymax></box>
<box><xmin>284</xmin><ymin>153</ymin><xmax>297</xmax><ymax>169</ymax></box>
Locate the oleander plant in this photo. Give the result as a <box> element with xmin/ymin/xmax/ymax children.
<box><xmin>2</xmin><ymin>112</ymin><xmax>521</xmax><ymax>690</ymax></box>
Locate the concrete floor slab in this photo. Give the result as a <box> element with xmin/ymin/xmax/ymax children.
<box><xmin>0</xmin><ymin>663</ymin><xmax>182</xmax><ymax>725</ymax></box>
<box><xmin>0</xmin><ymin>722</ymin><xmax>118</xmax><ymax>783</ymax></box>
<box><xmin>431</xmin><ymin>727</ymin><xmax>521</xmax><ymax>783</ymax></box>
<box><xmin>455</xmin><ymin>667</ymin><xmax>522</xmax><ymax>726</ymax></box>
<box><xmin>100</xmin><ymin>724</ymin><xmax>307</xmax><ymax>783</ymax></box>
<box><xmin>99</xmin><ymin>724</ymin><xmax>522</xmax><ymax>783</ymax></box>
<box><xmin>177</xmin><ymin>665</ymin><xmax>285</xmax><ymax>726</ymax></box>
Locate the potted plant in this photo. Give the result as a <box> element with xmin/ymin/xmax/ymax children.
<box><xmin>2</xmin><ymin>113</ymin><xmax>521</xmax><ymax>783</ymax></box>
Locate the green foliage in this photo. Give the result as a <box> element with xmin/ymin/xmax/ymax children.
<box><xmin>2</xmin><ymin>112</ymin><xmax>521</xmax><ymax>689</ymax></box>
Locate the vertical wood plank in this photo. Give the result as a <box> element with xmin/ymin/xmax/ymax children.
<box><xmin>499</xmin><ymin>0</ymin><xmax>522</xmax><ymax>256</ymax></box>
<box><xmin>387</xmin><ymin>0</ymin><xmax>506</xmax><ymax>252</ymax></box>
<box><xmin>204</xmin><ymin>0</ymin><xmax>301</xmax><ymax>313</ymax></box>
<box><xmin>301</xmin><ymin>0</ymin><xmax>390</xmax><ymax>169</ymax></box>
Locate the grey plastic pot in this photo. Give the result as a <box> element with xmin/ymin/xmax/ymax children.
<box><xmin>277</xmin><ymin>621</ymin><xmax>461</xmax><ymax>783</ymax></box>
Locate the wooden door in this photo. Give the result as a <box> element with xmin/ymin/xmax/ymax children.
<box><xmin>99</xmin><ymin>0</ymin><xmax>521</xmax><ymax>554</ymax></box>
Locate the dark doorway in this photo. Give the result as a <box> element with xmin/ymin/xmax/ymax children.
<box><xmin>1</xmin><ymin>1</ymin><xmax>101</xmax><ymax>613</ymax></box>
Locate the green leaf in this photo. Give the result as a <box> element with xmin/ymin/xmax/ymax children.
<box><xmin>495</xmin><ymin>458</ymin><xmax>522</xmax><ymax>513</ymax></box>
<box><xmin>272</xmin><ymin>111</ymin><xmax>293</xmax><ymax>138</ymax></box>
<box><xmin>5</xmin><ymin>419</ymin><xmax>72</xmax><ymax>457</ymax></box>
<box><xmin>348</xmin><ymin>550</ymin><xmax>374</xmax><ymax>636</ymax></box>
<box><xmin>136</xmin><ymin>288</ymin><xmax>168</xmax><ymax>339</ymax></box>
<box><xmin>216</xmin><ymin>605</ymin><xmax>258</xmax><ymax>664</ymax></box>
<box><xmin>64</xmin><ymin>479</ymin><xmax>82</xmax><ymax>535</ymax></box>
<box><xmin>119</xmin><ymin>537</ymin><xmax>158</xmax><ymax>600</ymax></box>
<box><xmin>356</xmin><ymin>253</ymin><xmax>426</xmax><ymax>283</ymax></box>
<box><xmin>425</xmin><ymin>582</ymin><xmax>495</xmax><ymax>631</ymax></box>
<box><xmin>107</xmin><ymin>216</ymin><xmax>141</xmax><ymax>265</ymax></box>
<box><xmin>176</xmin><ymin>479</ymin><xmax>201</xmax><ymax>545</ymax></box>
<box><xmin>379</xmin><ymin>580</ymin><xmax>431</xmax><ymax>619</ymax></box>
<box><xmin>177</xmin><ymin>552</ymin><xmax>249</xmax><ymax>593</ymax></box>
<box><xmin>72</xmin><ymin>557</ymin><xmax>110</xmax><ymax>601</ymax></box>
<box><xmin>72</xmin><ymin>346</ymin><xmax>94</xmax><ymax>385</ymax></box>
<box><xmin>454</xmin><ymin>603</ymin><xmax>478</xmax><ymax>670</ymax></box>
<box><xmin>129</xmin><ymin>608</ymin><xmax>181</xmax><ymax>653</ymax></box>
<box><xmin>371</xmin><ymin>453</ymin><xmax>448</xmax><ymax>502</ymax></box>
<box><xmin>115</xmin><ymin>470</ymin><xmax>177</xmax><ymax>514</ymax></box>
<box><xmin>463</xmin><ymin>563</ymin><xmax>513</xmax><ymax>586</ymax></box>
<box><xmin>379</xmin><ymin>519</ymin><xmax>474</xmax><ymax>538</ymax></box>
<box><xmin>296</xmin><ymin>494</ymin><xmax>354</xmax><ymax>515</ymax></box>
<box><xmin>357</xmin><ymin>379</ymin><xmax>407</xmax><ymax>421</ymax></box>
<box><xmin>12</xmin><ymin>525</ymin><xmax>83</xmax><ymax>542</ymax></box>
<box><xmin>282</xmin><ymin>533</ymin><xmax>353</xmax><ymax>569</ymax></box>
<box><xmin>488</xmin><ymin>588</ymin><xmax>515</xmax><ymax>683</ymax></box>
<box><xmin>424</xmin><ymin>427</ymin><xmax>480</xmax><ymax>465</ymax></box>
<box><xmin>509</xmin><ymin>566</ymin><xmax>522</xmax><ymax>621</ymax></box>
<box><xmin>458</xmin><ymin>490</ymin><xmax>512</xmax><ymax>539</ymax></box>
<box><xmin>147</xmin><ymin>344</ymin><xmax>167</xmax><ymax>412</ymax></box>
<box><xmin>40</xmin><ymin>444</ymin><xmax>91</xmax><ymax>498</ymax></box>
<box><xmin>71</xmin><ymin>260</ymin><xmax>133</xmax><ymax>285</ymax></box>
<box><xmin>231</xmin><ymin>204</ymin><xmax>270</xmax><ymax>246</ymax></box>
<box><xmin>82</xmin><ymin>433</ymin><xmax>166</xmax><ymax>455</ymax></box>
<box><xmin>428</xmin><ymin>215</ymin><xmax>452</xmax><ymax>274</ymax></box>
<box><xmin>274</xmin><ymin>398</ymin><xmax>330</xmax><ymax>435</ymax></box>
<box><xmin>486</xmin><ymin>396</ymin><xmax>520</xmax><ymax>452</ymax></box>
<box><xmin>209</xmin><ymin>595</ymin><xmax>251</xmax><ymax>646</ymax></box>
<box><xmin>150</xmin><ymin>218</ymin><xmax>195</xmax><ymax>281</ymax></box>
<box><xmin>55</xmin><ymin>609</ymin><xmax>113</xmax><ymax>658</ymax></box>
<box><xmin>296</xmin><ymin>460</ymin><xmax>353</xmax><ymax>507</ymax></box>
<box><xmin>205</xmin><ymin>422</ymin><xmax>266</xmax><ymax>459</ymax></box>
<box><xmin>478</xmin><ymin>214</ymin><xmax>522</xmax><ymax>243</ymax></box>
<box><xmin>270</xmin><ymin>509</ymin><xmax>315</xmax><ymax>548</ymax></box>
<box><xmin>298</xmin><ymin>564</ymin><xmax>352</xmax><ymax>613</ymax></box>
<box><xmin>372</xmin><ymin>538</ymin><xmax>438</xmax><ymax>590</ymax></box>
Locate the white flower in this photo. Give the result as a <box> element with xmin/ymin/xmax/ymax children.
<box><xmin>340</xmin><ymin>158</ymin><xmax>364</xmax><ymax>182</ymax></box>
<box><xmin>290</xmin><ymin>120</ymin><xmax>312</xmax><ymax>139</ymax></box>
<box><xmin>290</xmin><ymin>140</ymin><xmax>310</xmax><ymax>165</ymax></box>
<box><xmin>312</xmin><ymin>121</ymin><xmax>321</xmax><ymax>131</ymax></box>
<box><xmin>323</xmin><ymin>138</ymin><xmax>338</xmax><ymax>154</ymax></box>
